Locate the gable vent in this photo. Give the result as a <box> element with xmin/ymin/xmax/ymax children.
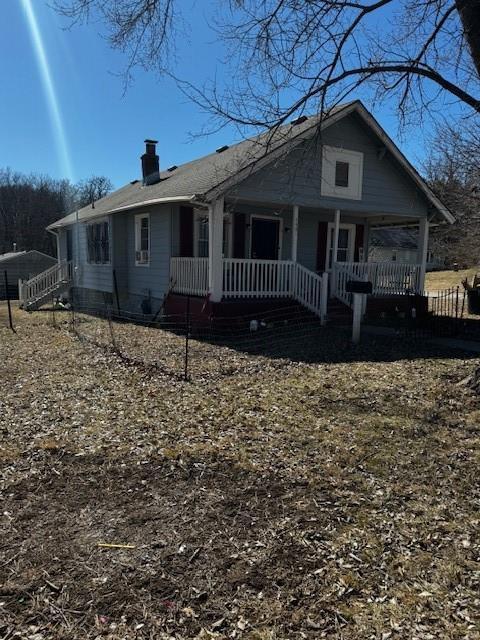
<box><xmin>216</xmin><ymin>145</ymin><xmax>229</xmax><ymax>153</ymax></box>
<box><xmin>291</xmin><ymin>115</ymin><xmax>308</xmax><ymax>126</ymax></box>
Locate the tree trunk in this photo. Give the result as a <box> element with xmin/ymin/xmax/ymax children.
<box><xmin>456</xmin><ymin>0</ymin><xmax>480</xmax><ymax>79</ymax></box>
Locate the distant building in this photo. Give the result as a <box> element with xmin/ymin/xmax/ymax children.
<box><xmin>0</xmin><ymin>250</ymin><xmax>56</xmax><ymax>299</ymax></box>
<box><xmin>370</xmin><ymin>228</ymin><xmax>443</xmax><ymax>271</ymax></box>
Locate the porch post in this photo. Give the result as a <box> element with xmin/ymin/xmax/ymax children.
<box><xmin>330</xmin><ymin>209</ymin><xmax>341</xmax><ymax>296</ymax></box>
<box><xmin>417</xmin><ymin>217</ymin><xmax>429</xmax><ymax>293</ymax></box>
<box><xmin>332</xmin><ymin>209</ymin><xmax>340</xmax><ymax>264</ymax></box>
<box><xmin>363</xmin><ymin>221</ymin><xmax>370</xmax><ymax>262</ymax></box>
<box><xmin>208</xmin><ymin>197</ymin><xmax>224</xmax><ymax>302</ymax></box>
<box><xmin>291</xmin><ymin>205</ymin><xmax>299</xmax><ymax>262</ymax></box>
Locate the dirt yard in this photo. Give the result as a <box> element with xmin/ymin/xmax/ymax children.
<box><xmin>1</xmin><ymin>309</ymin><xmax>479</xmax><ymax>639</ymax></box>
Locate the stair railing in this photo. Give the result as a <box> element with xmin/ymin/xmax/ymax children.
<box><xmin>20</xmin><ymin>260</ymin><xmax>73</xmax><ymax>308</ymax></box>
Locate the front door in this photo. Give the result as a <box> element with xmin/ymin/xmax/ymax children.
<box><xmin>251</xmin><ymin>217</ymin><xmax>280</xmax><ymax>260</ymax></box>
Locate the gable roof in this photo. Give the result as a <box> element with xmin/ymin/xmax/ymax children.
<box><xmin>48</xmin><ymin>101</ymin><xmax>453</xmax><ymax>230</ymax></box>
<box><xmin>370</xmin><ymin>228</ymin><xmax>418</xmax><ymax>250</ymax></box>
<box><xmin>0</xmin><ymin>250</ymin><xmax>56</xmax><ymax>264</ymax></box>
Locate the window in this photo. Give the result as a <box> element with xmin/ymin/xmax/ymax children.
<box><xmin>335</xmin><ymin>161</ymin><xmax>349</xmax><ymax>187</ymax></box>
<box><xmin>135</xmin><ymin>214</ymin><xmax>150</xmax><ymax>265</ymax></box>
<box><xmin>321</xmin><ymin>146</ymin><xmax>363</xmax><ymax>200</ymax></box>
<box><xmin>195</xmin><ymin>213</ymin><xmax>209</xmax><ymax>257</ymax></box>
<box><xmin>326</xmin><ymin>223</ymin><xmax>356</xmax><ymax>269</ymax></box>
<box><xmin>194</xmin><ymin>211</ymin><xmax>232</xmax><ymax>257</ymax></box>
<box><xmin>87</xmin><ymin>221</ymin><xmax>110</xmax><ymax>264</ymax></box>
<box><xmin>223</xmin><ymin>213</ymin><xmax>232</xmax><ymax>257</ymax></box>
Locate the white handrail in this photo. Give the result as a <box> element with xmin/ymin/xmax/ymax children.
<box><xmin>333</xmin><ymin>261</ymin><xmax>422</xmax><ymax>307</ymax></box>
<box><xmin>21</xmin><ymin>260</ymin><xmax>73</xmax><ymax>307</ymax></box>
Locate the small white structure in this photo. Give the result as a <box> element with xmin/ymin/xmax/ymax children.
<box><xmin>369</xmin><ymin>228</ymin><xmax>442</xmax><ymax>270</ymax></box>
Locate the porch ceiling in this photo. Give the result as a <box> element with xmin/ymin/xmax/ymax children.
<box><xmin>225</xmin><ymin>198</ymin><xmax>427</xmax><ymax>226</ymax></box>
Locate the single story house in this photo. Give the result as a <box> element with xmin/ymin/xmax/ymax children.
<box><xmin>0</xmin><ymin>249</ymin><xmax>56</xmax><ymax>299</ymax></box>
<box><xmin>20</xmin><ymin>100</ymin><xmax>453</xmax><ymax>320</ymax></box>
<box><xmin>369</xmin><ymin>228</ymin><xmax>444</xmax><ymax>271</ymax></box>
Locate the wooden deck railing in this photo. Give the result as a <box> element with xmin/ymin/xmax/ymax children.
<box><xmin>170</xmin><ymin>257</ymin><xmax>328</xmax><ymax>321</ymax></box>
<box><xmin>222</xmin><ymin>259</ymin><xmax>294</xmax><ymax>298</ymax></box>
<box><xmin>170</xmin><ymin>257</ymin><xmax>209</xmax><ymax>296</ymax></box>
<box><xmin>332</xmin><ymin>261</ymin><xmax>422</xmax><ymax>307</ymax></box>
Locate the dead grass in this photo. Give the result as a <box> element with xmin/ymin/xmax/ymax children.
<box><xmin>1</xmin><ymin>309</ymin><xmax>479</xmax><ymax>639</ymax></box>
<box><xmin>425</xmin><ymin>268</ymin><xmax>478</xmax><ymax>291</ymax></box>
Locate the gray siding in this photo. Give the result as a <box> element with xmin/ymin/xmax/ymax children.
<box><xmin>229</xmin><ymin>113</ymin><xmax>429</xmax><ymax>217</ymax></box>
<box><xmin>78</xmin><ymin>219</ymin><xmax>113</xmax><ymax>292</ymax></box>
<box><xmin>122</xmin><ymin>205</ymin><xmax>172</xmax><ymax>306</ymax></box>
<box><xmin>61</xmin><ymin>218</ymin><xmax>113</xmax><ymax>293</ymax></box>
<box><xmin>58</xmin><ymin>230</ymin><xmax>68</xmax><ymax>262</ymax></box>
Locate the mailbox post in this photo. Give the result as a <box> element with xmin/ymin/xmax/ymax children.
<box><xmin>346</xmin><ymin>280</ymin><xmax>372</xmax><ymax>344</ymax></box>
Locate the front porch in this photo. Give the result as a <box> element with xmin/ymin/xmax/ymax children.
<box><xmin>169</xmin><ymin>197</ymin><xmax>430</xmax><ymax>319</ymax></box>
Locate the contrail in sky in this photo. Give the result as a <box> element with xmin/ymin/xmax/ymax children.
<box><xmin>20</xmin><ymin>0</ymin><xmax>74</xmax><ymax>181</ymax></box>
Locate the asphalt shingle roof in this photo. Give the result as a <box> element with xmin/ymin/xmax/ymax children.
<box><xmin>370</xmin><ymin>228</ymin><xmax>418</xmax><ymax>249</ymax></box>
<box><xmin>47</xmin><ymin>100</ymin><xmax>452</xmax><ymax>229</ymax></box>
<box><xmin>0</xmin><ymin>251</ymin><xmax>27</xmax><ymax>263</ymax></box>
<box><xmin>48</xmin><ymin>105</ymin><xmax>353</xmax><ymax>229</ymax></box>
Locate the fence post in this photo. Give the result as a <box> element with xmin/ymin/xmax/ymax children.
<box><xmin>113</xmin><ymin>269</ymin><xmax>121</xmax><ymax>317</ymax></box>
<box><xmin>184</xmin><ymin>295</ymin><xmax>191</xmax><ymax>381</ymax></box>
<box><xmin>4</xmin><ymin>271</ymin><xmax>15</xmax><ymax>333</ymax></box>
<box><xmin>70</xmin><ymin>288</ymin><xmax>76</xmax><ymax>333</ymax></box>
<box><xmin>103</xmin><ymin>292</ymin><xmax>117</xmax><ymax>352</ymax></box>
<box><xmin>51</xmin><ymin>293</ymin><xmax>56</xmax><ymax>328</ymax></box>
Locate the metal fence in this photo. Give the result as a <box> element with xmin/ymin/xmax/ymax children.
<box><xmin>59</xmin><ymin>288</ymin><xmax>332</xmax><ymax>381</ymax></box>
<box><xmin>405</xmin><ymin>286</ymin><xmax>480</xmax><ymax>340</ymax></box>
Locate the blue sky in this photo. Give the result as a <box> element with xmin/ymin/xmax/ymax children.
<box><xmin>0</xmin><ymin>0</ymin><xmax>458</xmax><ymax>188</ymax></box>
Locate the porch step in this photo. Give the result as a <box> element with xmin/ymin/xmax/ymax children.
<box><xmin>20</xmin><ymin>261</ymin><xmax>73</xmax><ymax>311</ymax></box>
<box><xmin>24</xmin><ymin>280</ymin><xmax>70</xmax><ymax>311</ymax></box>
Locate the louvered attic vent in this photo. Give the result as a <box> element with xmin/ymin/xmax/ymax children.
<box><xmin>216</xmin><ymin>145</ymin><xmax>229</xmax><ymax>153</ymax></box>
<box><xmin>167</xmin><ymin>165</ymin><xmax>178</xmax><ymax>172</ymax></box>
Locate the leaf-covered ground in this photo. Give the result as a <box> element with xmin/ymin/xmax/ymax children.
<box><xmin>1</xmin><ymin>307</ymin><xmax>479</xmax><ymax>639</ymax></box>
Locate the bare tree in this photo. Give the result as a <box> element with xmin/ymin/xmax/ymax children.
<box><xmin>75</xmin><ymin>175</ymin><xmax>113</xmax><ymax>208</ymax></box>
<box><xmin>425</xmin><ymin>123</ymin><xmax>480</xmax><ymax>266</ymax></box>
<box><xmin>0</xmin><ymin>171</ymin><xmax>113</xmax><ymax>256</ymax></box>
<box><xmin>54</xmin><ymin>0</ymin><xmax>480</xmax><ymax>130</ymax></box>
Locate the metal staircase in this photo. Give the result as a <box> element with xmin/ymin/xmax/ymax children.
<box><xmin>19</xmin><ymin>261</ymin><xmax>73</xmax><ymax>311</ymax></box>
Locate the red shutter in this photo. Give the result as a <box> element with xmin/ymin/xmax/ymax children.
<box><xmin>316</xmin><ymin>221</ymin><xmax>328</xmax><ymax>272</ymax></box>
<box><xmin>233</xmin><ymin>213</ymin><xmax>246</xmax><ymax>258</ymax></box>
<box><xmin>179</xmin><ymin>206</ymin><xmax>194</xmax><ymax>257</ymax></box>
<box><xmin>354</xmin><ymin>224</ymin><xmax>365</xmax><ymax>261</ymax></box>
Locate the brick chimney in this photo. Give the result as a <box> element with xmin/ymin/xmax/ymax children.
<box><xmin>141</xmin><ymin>139</ymin><xmax>160</xmax><ymax>185</ymax></box>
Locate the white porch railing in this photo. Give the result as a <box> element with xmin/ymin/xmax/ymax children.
<box><xmin>170</xmin><ymin>257</ymin><xmax>209</xmax><ymax>295</ymax></box>
<box><xmin>170</xmin><ymin>257</ymin><xmax>328</xmax><ymax>321</ymax></box>
<box><xmin>294</xmin><ymin>262</ymin><xmax>328</xmax><ymax>318</ymax></box>
<box><xmin>223</xmin><ymin>259</ymin><xmax>294</xmax><ymax>298</ymax></box>
<box><xmin>332</xmin><ymin>261</ymin><xmax>422</xmax><ymax>307</ymax></box>
<box><xmin>20</xmin><ymin>260</ymin><xmax>73</xmax><ymax>308</ymax></box>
